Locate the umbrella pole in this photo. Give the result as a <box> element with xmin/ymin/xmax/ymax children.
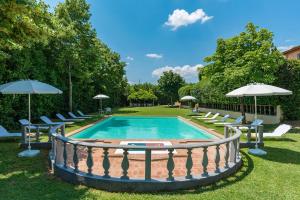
<box><xmin>254</xmin><ymin>96</ymin><xmax>257</xmax><ymax>119</ymax></box>
<box><xmin>254</xmin><ymin>96</ymin><xmax>258</xmax><ymax>149</ymax></box>
<box><xmin>100</xmin><ymin>99</ymin><xmax>102</xmax><ymax>114</ymax></box>
<box><xmin>28</xmin><ymin>94</ymin><xmax>31</xmax><ymax>151</ymax></box>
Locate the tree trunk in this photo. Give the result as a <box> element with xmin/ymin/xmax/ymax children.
<box><xmin>240</xmin><ymin>97</ymin><xmax>246</xmax><ymax>123</ymax></box>
<box><xmin>68</xmin><ymin>62</ymin><xmax>73</xmax><ymax>112</ymax></box>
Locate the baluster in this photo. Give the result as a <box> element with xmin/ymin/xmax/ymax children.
<box><xmin>202</xmin><ymin>147</ymin><xmax>208</xmax><ymax>176</ymax></box>
<box><xmin>224</xmin><ymin>142</ymin><xmax>229</xmax><ymax>168</ymax></box>
<box><xmin>102</xmin><ymin>148</ymin><xmax>110</xmax><ymax>178</ymax></box>
<box><xmin>167</xmin><ymin>149</ymin><xmax>175</xmax><ymax>181</ymax></box>
<box><xmin>231</xmin><ymin>139</ymin><xmax>237</xmax><ymax>163</ymax></box>
<box><xmin>237</xmin><ymin>137</ymin><xmax>240</xmax><ymax>159</ymax></box>
<box><xmin>185</xmin><ymin>148</ymin><xmax>193</xmax><ymax>179</ymax></box>
<box><xmin>215</xmin><ymin>145</ymin><xmax>220</xmax><ymax>173</ymax></box>
<box><xmin>73</xmin><ymin>144</ymin><xmax>79</xmax><ymax>172</ymax></box>
<box><xmin>63</xmin><ymin>141</ymin><xmax>67</xmax><ymax>168</ymax></box>
<box><xmin>121</xmin><ymin>149</ymin><xmax>129</xmax><ymax>179</ymax></box>
<box><xmin>87</xmin><ymin>147</ymin><xmax>93</xmax><ymax>176</ymax></box>
<box><xmin>145</xmin><ymin>149</ymin><xmax>151</xmax><ymax>180</ymax></box>
<box><xmin>55</xmin><ymin>138</ymin><xmax>60</xmax><ymax>164</ymax></box>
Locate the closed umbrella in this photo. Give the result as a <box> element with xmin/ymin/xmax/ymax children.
<box><xmin>93</xmin><ymin>94</ymin><xmax>109</xmax><ymax>113</ymax></box>
<box><xmin>0</xmin><ymin>80</ymin><xmax>62</xmax><ymax>157</ymax></box>
<box><xmin>226</xmin><ymin>83</ymin><xmax>292</xmax><ymax>155</ymax></box>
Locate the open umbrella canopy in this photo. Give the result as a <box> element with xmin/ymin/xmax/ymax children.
<box><xmin>180</xmin><ymin>96</ymin><xmax>197</xmax><ymax>101</ymax></box>
<box><xmin>0</xmin><ymin>80</ymin><xmax>62</xmax><ymax>157</ymax></box>
<box><xmin>0</xmin><ymin>80</ymin><xmax>62</xmax><ymax>94</ymax></box>
<box><xmin>226</xmin><ymin>83</ymin><xmax>292</xmax><ymax>97</ymax></box>
<box><xmin>93</xmin><ymin>94</ymin><xmax>109</xmax><ymax>99</ymax></box>
<box><xmin>226</xmin><ymin>83</ymin><xmax>292</xmax><ymax>156</ymax></box>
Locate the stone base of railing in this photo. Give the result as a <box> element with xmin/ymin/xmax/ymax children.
<box><xmin>20</xmin><ymin>142</ymin><xmax>52</xmax><ymax>149</ymax></box>
<box><xmin>51</xmin><ymin>158</ymin><xmax>242</xmax><ymax>192</ymax></box>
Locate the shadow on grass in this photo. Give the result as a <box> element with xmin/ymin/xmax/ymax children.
<box><xmin>114</xmin><ymin>110</ymin><xmax>139</xmax><ymax>114</ymax></box>
<box><xmin>0</xmin><ymin>144</ymin><xmax>90</xmax><ymax>200</ymax></box>
<box><xmin>290</xmin><ymin>128</ymin><xmax>300</xmax><ymax>134</ymax></box>
<box><xmin>0</xmin><ymin>170</ymin><xmax>90</xmax><ymax>200</ymax></box>
<box><xmin>263</xmin><ymin>137</ymin><xmax>297</xmax><ymax>142</ymax></box>
<box><xmin>260</xmin><ymin>146</ymin><xmax>300</xmax><ymax>164</ymax></box>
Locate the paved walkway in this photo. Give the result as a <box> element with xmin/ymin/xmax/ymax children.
<box><xmin>59</xmin><ymin>140</ymin><xmax>227</xmax><ymax>179</ymax></box>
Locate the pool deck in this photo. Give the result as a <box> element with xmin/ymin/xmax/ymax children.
<box><xmin>63</xmin><ymin>140</ymin><xmax>226</xmax><ymax>179</ymax></box>
<box><xmin>62</xmin><ymin>116</ymin><xmax>226</xmax><ymax>179</ymax></box>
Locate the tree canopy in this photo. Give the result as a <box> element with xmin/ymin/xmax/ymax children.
<box><xmin>203</xmin><ymin>23</ymin><xmax>284</xmax><ymax>94</ymax></box>
<box><xmin>158</xmin><ymin>71</ymin><xmax>185</xmax><ymax>104</ymax></box>
<box><xmin>0</xmin><ymin>0</ymin><xmax>127</xmax><ymax>128</ymax></box>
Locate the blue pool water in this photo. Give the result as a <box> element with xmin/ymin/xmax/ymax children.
<box><xmin>71</xmin><ymin>116</ymin><xmax>215</xmax><ymax>140</ymax></box>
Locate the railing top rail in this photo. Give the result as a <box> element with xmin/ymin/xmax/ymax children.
<box><xmin>52</xmin><ymin>125</ymin><xmax>241</xmax><ymax>150</ymax></box>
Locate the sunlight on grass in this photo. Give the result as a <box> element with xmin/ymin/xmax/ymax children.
<box><xmin>0</xmin><ymin>106</ymin><xmax>299</xmax><ymax>200</ymax></box>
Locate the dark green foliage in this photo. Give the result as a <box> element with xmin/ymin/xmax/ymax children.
<box><xmin>0</xmin><ymin>0</ymin><xmax>127</xmax><ymax>128</ymax></box>
<box><xmin>158</xmin><ymin>71</ymin><xmax>185</xmax><ymax>104</ymax></box>
<box><xmin>189</xmin><ymin>22</ymin><xmax>299</xmax><ymax>119</ymax></box>
<box><xmin>277</xmin><ymin>60</ymin><xmax>300</xmax><ymax>119</ymax></box>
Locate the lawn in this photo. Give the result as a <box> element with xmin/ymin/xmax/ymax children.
<box><xmin>0</xmin><ymin>106</ymin><xmax>300</xmax><ymax>200</ymax></box>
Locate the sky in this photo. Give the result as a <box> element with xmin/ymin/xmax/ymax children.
<box><xmin>45</xmin><ymin>0</ymin><xmax>300</xmax><ymax>84</ymax></box>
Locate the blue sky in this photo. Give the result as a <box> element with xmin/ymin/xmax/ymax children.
<box><xmin>45</xmin><ymin>0</ymin><xmax>300</xmax><ymax>84</ymax></box>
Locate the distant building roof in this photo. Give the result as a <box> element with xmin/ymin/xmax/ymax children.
<box><xmin>282</xmin><ymin>45</ymin><xmax>300</xmax><ymax>55</ymax></box>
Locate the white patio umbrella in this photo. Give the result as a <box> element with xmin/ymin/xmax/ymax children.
<box><xmin>93</xmin><ymin>94</ymin><xmax>109</xmax><ymax>113</ymax></box>
<box><xmin>180</xmin><ymin>96</ymin><xmax>197</xmax><ymax>108</ymax></box>
<box><xmin>226</xmin><ymin>83</ymin><xmax>292</xmax><ymax>155</ymax></box>
<box><xmin>0</xmin><ymin>80</ymin><xmax>62</xmax><ymax>157</ymax></box>
<box><xmin>180</xmin><ymin>96</ymin><xmax>197</xmax><ymax>101</ymax></box>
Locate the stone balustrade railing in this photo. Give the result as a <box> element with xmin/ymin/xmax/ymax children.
<box><xmin>49</xmin><ymin>125</ymin><xmax>242</xmax><ymax>192</ymax></box>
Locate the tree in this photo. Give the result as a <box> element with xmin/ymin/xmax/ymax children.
<box><xmin>54</xmin><ymin>0</ymin><xmax>93</xmax><ymax>112</ymax></box>
<box><xmin>201</xmin><ymin>23</ymin><xmax>285</xmax><ymax>121</ymax></box>
<box><xmin>157</xmin><ymin>71</ymin><xmax>185</xmax><ymax>104</ymax></box>
<box><xmin>277</xmin><ymin>59</ymin><xmax>300</xmax><ymax>119</ymax></box>
<box><xmin>203</xmin><ymin>23</ymin><xmax>284</xmax><ymax>92</ymax></box>
<box><xmin>0</xmin><ymin>0</ymin><xmax>127</xmax><ymax>128</ymax></box>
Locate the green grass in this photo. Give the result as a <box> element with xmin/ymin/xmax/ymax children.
<box><xmin>1</xmin><ymin>106</ymin><xmax>300</xmax><ymax>200</ymax></box>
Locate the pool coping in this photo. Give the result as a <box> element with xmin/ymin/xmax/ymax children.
<box><xmin>66</xmin><ymin>115</ymin><xmax>223</xmax><ymax>141</ymax></box>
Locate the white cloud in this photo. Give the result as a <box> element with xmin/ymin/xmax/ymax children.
<box><xmin>152</xmin><ymin>64</ymin><xmax>203</xmax><ymax>82</ymax></box>
<box><xmin>126</xmin><ymin>56</ymin><xmax>134</xmax><ymax>61</ymax></box>
<box><xmin>165</xmin><ymin>9</ymin><xmax>213</xmax><ymax>30</ymax></box>
<box><xmin>285</xmin><ymin>39</ymin><xmax>295</xmax><ymax>43</ymax></box>
<box><xmin>146</xmin><ymin>53</ymin><xmax>163</xmax><ymax>59</ymax></box>
<box><xmin>277</xmin><ymin>45</ymin><xmax>294</xmax><ymax>52</ymax></box>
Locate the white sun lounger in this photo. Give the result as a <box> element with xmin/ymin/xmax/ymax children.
<box><xmin>238</xmin><ymin>119</ymin><xmax>263</xmax><ymax>130</ymax></box>
<box><xmin>40</xmin><ymin>116</ymin><xmax>65</xmax><ymax>126</ymax></box>
<box><xmin>77</xmin><ymin>110</ymin><xmax>93</xmax><ymax>118</ymax></box>
<box><xmin>263</xmin><ymin>124</ymin><xmax>292</xmax><ymax>137</ymax></box>
<box><xmin>19</xmin><ymin>119</ymin><xmax>49</xmax><ymax>130</ymax></box>
<box><xmin>68</xmin><ymin>112</ymin><xmax>89</xmax><ymax>119</ymax></box>
<box><xmin>205</xmin><ymin>114</ymin><xmax>230</xmax><ymax>123</ymax></box>
<box><xmin>198</xmin><ymin>113</ymin><xmax>220</xmax><ymax>120</ymax></box>
<box><xmin>105</xmin><ymin>107</ymin><xmax>112</xmax><ymax>114</ymax></box>
<box><xmin>56</xmin><ymin>113</ymin><xmax>81</xmax><ymax>124</ymax></box>
<box><xmin>192</xmin><ymin>112</ymin><xmax>212</xmax><ymax>118</ymax></box>
<box><xmin>214</xmin><ymin>116</ymin><xmax>244</xmax><ymax>126</ymax></box>
<box><xmin>0</xmin><ymin>125</ymin><xmax>22</xmax><ymax>138</ymax></box>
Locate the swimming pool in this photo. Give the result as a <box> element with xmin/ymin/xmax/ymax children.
<box><xmin>71</xmin><ymin>116</ymin><xmax>215</xmax><ymax>140</ymax></box>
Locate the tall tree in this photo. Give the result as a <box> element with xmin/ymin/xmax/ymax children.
<box><xmin>157</xmin><ymin>71</ymin><xmax>185</xmax><ymax>104</ymax></box>
<box><xmin>202</xmin><ymin>23</ymin><xmax>285</xmax><ymax>121</ymax></box>
<box><xmin>54</xmin><ymin>0</ymin><xmax>93</xmax><ymax>112</ymax></box>
<box><xmin>203</xmin><ymin>23</ymin><xmax>284</xmax><ymax>92</ymax></box>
